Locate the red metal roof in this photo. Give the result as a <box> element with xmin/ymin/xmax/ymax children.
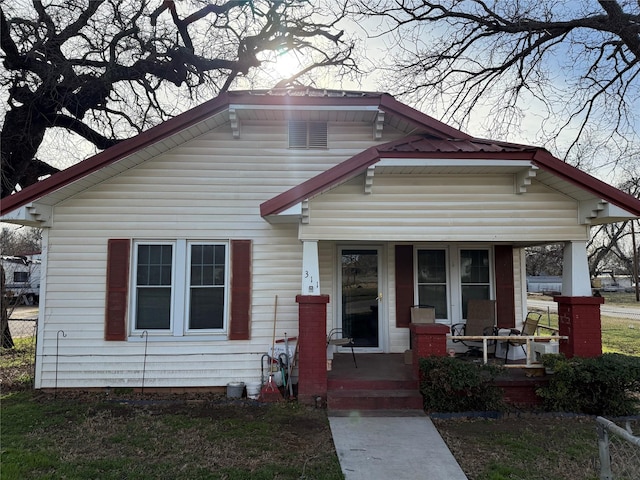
<box><xmin>377</xmin><ymin>136</ymin><xmax>538</xmax><ymax>154</ymax></box>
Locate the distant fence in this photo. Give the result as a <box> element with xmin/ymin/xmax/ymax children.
<box><xmin>3</xmin><ymin>319</ymin><xmax>37</xmax><ymax>390</ymax></box>
<box><xmin>528</xmin><ymin>304</ymin><xmax>640</xmax><ymax>324</ymax></box>
<box><xmin>9</xmin><ymin>318</ymin><xmax>37</xmax><ymax>339</ymax></box>
<box><xmin>597</xmin><ymin>417</ymin><xmax>640</xmax><ymax>480</ymax></box>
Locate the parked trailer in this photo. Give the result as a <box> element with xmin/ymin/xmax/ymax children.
<box><xmin>1</xmin><ymin>255</ymin><xmax>41</xmax><ymax>305</ymax></box>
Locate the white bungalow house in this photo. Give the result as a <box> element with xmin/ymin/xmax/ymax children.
<box><xmin>2</xmin><ymin>89</ymin><xmax>639</xmax><ymax>404</ymax></box>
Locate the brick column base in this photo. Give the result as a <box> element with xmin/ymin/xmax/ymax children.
<box><xmin>410</xmin><ymin>323</ymin><xmax>450</xmax><ymax>378</ymax></box>
<box><xmin>554</xmin><ymin>296</ymin><xmax>604</xmax><ymax>358</ymax></box>
<box><xmin>296</xmin><ymin>294</ymin><xmax>330</xmax><ymax>405</ymax></box>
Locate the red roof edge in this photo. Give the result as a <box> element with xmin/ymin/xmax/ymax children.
<box><xmin>532</xmin><ymin>150</ymin><xmax>640</xmax><ymax>217</ymax></box>
<box><xmin>260</xmin><ymin>146</ymin><xmax>381</xmax><ymax>217</ymax></box>
<box><xmin>0</xmin><ymin>92</ymin><xmax>233</xmax><ymax>216</ymax></box>
<box><xmin>379</xmin><ymin>94</ymin><xmax>474</xmax><ymax>140</ymax></box>
<box><xmin>262</xmin><ymin>140</ymin><xmax>640</xmax><ymax>219</ymax></box>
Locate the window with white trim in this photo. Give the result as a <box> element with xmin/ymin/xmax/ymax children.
<box><xmin>132</xmin><ymin>240</ymin><xmax>228</xmax><ymax>335</ymax></box>
<box><xmin>416</xmin><ymin>249</ymin><xmax>448</xmax><ymax>320</ymax></box>
<box><xmin>460</xmin><ymin>249</ymin><xmax>491</xmax><ymax>318</ymax></box>
<box><xmin>288</xmin><ymin>121</ymin><xmax>328</xmax><ymax>149</ymax></box>
<box><xmin>416</xmin><ymin>247</ymin><xmax>492</xmax><ymax>323</ymax></box>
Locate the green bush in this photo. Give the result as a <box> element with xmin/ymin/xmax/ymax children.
<box><xmin>418</xmin><ymin>356</ymin><xmax>505</xmax><ymax>412</ymax></box>
<box><xmin>537</xmin><ymin>353</ymin><xmax>640</xmax><ymax>416</ymax></box>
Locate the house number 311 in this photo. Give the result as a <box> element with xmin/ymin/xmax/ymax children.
<box><xmin>304</xmin><ymin>270</ymin><xmax>319</xmax><ymax>293</ymax></box>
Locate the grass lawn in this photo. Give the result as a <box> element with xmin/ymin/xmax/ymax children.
<box><xmin>2</xmin><ymin>390</ymin><xmax>626</xmax><ymax>480</ymax></box>
<box><xmin>433</xmin><ymin>416</ymin><xmax>605</xmax><ymax>480</ymax></box>
<box><xmin>528</xmin><ymin>311</ymin><xmax>640</xmax><ymax>356</ymax></box>
<box><xmin>1</xmin><ymin>391</ymin><xmax>343</xmax><ymax>480</ymax></box>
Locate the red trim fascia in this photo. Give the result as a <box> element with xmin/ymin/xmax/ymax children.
<box><xmin>1</xmin><ymin>92</ymin><xmax>233</xmax><ymax>216</ymax></box>
<box><xmin>532</xmin><ymin>150</ymin><xmax>640</xmax><ymax>216</ymax></box>
<box><xmin>259</xmin><ymin>134</ymin><xmax>463</xmax><ymax>216</ymax></box>
<box><xmin>261</xmin><ymin>143</ymin><xmax>640</xmax><ymax>219</ymax></box>
<box><xmin>379</xmin><ymin>94</ymin><xmax>473</xmax><ymax>140</ymax></box>
<box><xmin>260</xmin><ymin>147</ymin><xmax>380</xmax><ymax>217</ymax></box>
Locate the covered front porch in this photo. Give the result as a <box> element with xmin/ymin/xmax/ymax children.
<box><xmin>258</xmin><ymin>139</ymin><xmax>640</xmax><ymax>406</ymax></box>
<box><xmin>294</xmin><ymin>239</ymin><xmax>605</xmax><ymax>406</ymax></box>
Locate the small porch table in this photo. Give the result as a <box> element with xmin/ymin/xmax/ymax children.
<box><xmin>446</xmin><ymin>335</ymin><xmax>568</xmax><ymax>367</ymax></box>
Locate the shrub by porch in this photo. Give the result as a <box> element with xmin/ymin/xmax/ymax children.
<box><xmin>418</xmin><ymin>355</ymin><xmax>640</xmax><ymax>416</ymax></box>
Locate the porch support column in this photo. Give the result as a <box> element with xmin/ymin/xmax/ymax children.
<box><xmin>410</xmin><ymin>324</ymin><xmax>450</xmax><ymax>379</ymax></box>
<box><xmin>555</xmin><ymin>241</ymin><xmax>603</xmax><ymax>358</ymax></box>
<box><xmin>301</xmin><ymin>241</ymin><xmax>320</xmax><ymax>295</ymax></box>
<box><xmin>561</xmin><ymin>241</ymin><xmax>592</xmax><ymax>296</ymax></box>
<box><xmin>554</xmin><ymin>296</ymin><xmax>604</xmax><ymax>358</ymax></box>
<box><xmin>296</xmin><ymin>294</ymin><xmax>330</xmax><ymax>405</ymax></box>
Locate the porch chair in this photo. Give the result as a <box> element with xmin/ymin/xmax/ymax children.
<box><xmin>503</xmin><ymin>311</ymin><xmax>542</xmax><ymax>363</ymax></box>
<box><xmin>451</xmin><ymin>299</ymin><xmax>497</xmax><ymax>356</ymax></box>
<box><xmin>327</xmin><ymin>328</ymin><xmax>357</xmax><ymax>368</ymax></box>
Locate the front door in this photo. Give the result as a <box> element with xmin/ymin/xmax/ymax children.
<box><xmin>339</xmin><ymin>247</ymin><xmax>382</xmax><ymax>350</ymax></box>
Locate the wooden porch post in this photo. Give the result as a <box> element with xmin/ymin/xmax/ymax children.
<box><xmin>561</xmin><ymin>241</ymin><xmax>592</xmax><ymax>296</ymax></box>
<box><xmin>301</xmin><ymin>241</ymin><xmax>320</xmax><ymax>295</ymax></box>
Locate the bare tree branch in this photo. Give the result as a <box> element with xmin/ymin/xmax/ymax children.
<box><xmin>1</xmin><ymin>0</ymin><xmax>357</xmax><ymax>198</ymax></box>
<box><xmin>353</xmin><ymin>0</ymin><xmax>639</xmax><ymax>164</ymax></box>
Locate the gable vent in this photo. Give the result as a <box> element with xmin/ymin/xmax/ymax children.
<box><xmin>289</xmin><ymin>121</ymin><xmax>327</xmax><ymax>149</ymax></box>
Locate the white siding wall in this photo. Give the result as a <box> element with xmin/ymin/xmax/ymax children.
<box><xmin>301</xmin><ymin>174</ymin><xmax>590</xmax><ymax>242</ymax></box>
<box><xmin>37</xmin><ymin>121</ymin><xmax>403</xmax><ymax>389</ymax></box>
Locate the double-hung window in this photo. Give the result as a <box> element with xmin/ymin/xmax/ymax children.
<box><xmin>416</xmin><ymin>247</ymin><xmax>492</xmax><ymax>323</ymax></box>
<box><xmin>132</xmin><ymin>240</ymin><xmax>228</xmax><ymax>336</ymax></box>
<box><xmin>416</xmin><ymin>249</ymin><xmax>448</xmax><ymax>320</ymax></box>
<box><xmin>460</xmin><ymin>249</ymin><xmax>491</xmax><ymax>318</ymax></box>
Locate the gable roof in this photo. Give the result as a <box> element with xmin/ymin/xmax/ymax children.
<box><xmin>0</xmin><ymin>88</ymin><xmax>470</xmax><ymax>217</ymax></box>
<box><xmin>259</xmin><ymin>135</ymin><xmax>640</xmax><ymax>219</ymax></box>
<box><xmin>2</xmin><ymin>88</ymin><xmax>639</xmax><ymax>223</ymax></box>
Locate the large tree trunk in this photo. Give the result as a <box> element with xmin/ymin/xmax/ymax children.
<box><xmin>1</xmin><ymin>265</ymin><xmax>15</xmax><ymax>349</ymax></box>
<box><xmin>1</xmin><ymin>105</ymin><xmax>56</xmax><ymax>199</ymax></box>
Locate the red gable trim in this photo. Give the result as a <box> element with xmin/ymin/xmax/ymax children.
<box><xmin>531</xmin><ymin>150</ymin><xmax>640</xmax><ymax>216</ymax></box>
<box><xmin>1</xmin><ymin>92</ymin><xmax>232</xmax><ymax>216</ymax></box>
<box><xmin>1</xmin><ymin>91</ymin><xmax>472</xmax><ymax>217</ymax></box>
<box><xmin>260</xmin><ymin>139</ymin><xmax>640</xmax><ymax>218</ymax></box>
<box><xmin>378</xmin><ymin>94</ymin><xmax>473</xmax><ymax>141</ymax></box>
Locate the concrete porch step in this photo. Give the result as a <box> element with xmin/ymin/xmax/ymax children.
<box><xmin>328</xmin><ymin>377</ymin><xmax>418</xmax><ymax>391</ymax></box>
<box><xmin>327</xmin><ymin>388</ymin><xmax>424</xmax><ymax>411</ymax></box>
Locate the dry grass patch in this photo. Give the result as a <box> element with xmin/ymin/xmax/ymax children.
<box><xmin>434</xmin><ymin>416</ymin><xmax>602</xmax><ymax>480</ymax></box>
<box><xmin>2</xmin><ymin>392</ymin><xmax>343</xmax><ymax>480</ymax></box>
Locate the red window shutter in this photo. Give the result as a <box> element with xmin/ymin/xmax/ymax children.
<box><xmin>229</xmin><ymin>240</ymin><xmax>251</xmax><ymax>340</ymax></box>
<box><xmin>494</xmin><ymin>245</ymin><xmax>516</xmax><ymax>329</ymax></box>
<box><xmin>395</xmin><ymin>245</ymin><xmax>414</xmax><ymax>328</ymax></box>
<box><xmin>105</xmin><ymin>239</ymin><xmax>130</xmax><ymax>341</ymax></box>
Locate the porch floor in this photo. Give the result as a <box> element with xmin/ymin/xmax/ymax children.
<box><xmin>328</xmin><ymin>353</ymin><xmax>416</xmax><ymax>382</ymax></box>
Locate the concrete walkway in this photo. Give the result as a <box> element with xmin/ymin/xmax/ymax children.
<box><xmin>329</xmin><ymin>414</ymin><xmax>468</xmax><ymax>480</ymax></box>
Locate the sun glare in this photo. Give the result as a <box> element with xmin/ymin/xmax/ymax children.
<box><xmin>270</xmin><ymin>49</ymin><xmax>305</xmax><ymax>80</ymax></box>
